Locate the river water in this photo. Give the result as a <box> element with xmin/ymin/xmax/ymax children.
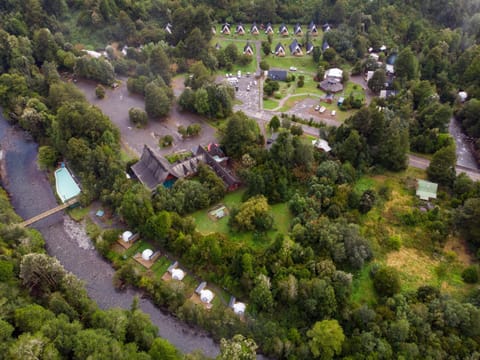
<box><xmin>0</xmin><ymin>115</ymin><xmax>220</xmax><ymax>358</ymax></box>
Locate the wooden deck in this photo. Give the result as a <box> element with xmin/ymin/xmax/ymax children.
<box><xmin>19</xmin><ymin>197</ymin><xmax>79</xmax><ymax>227</ymax></box>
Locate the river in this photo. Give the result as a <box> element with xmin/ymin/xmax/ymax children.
<box><xmin>0</xmin><ymin>115</ymin><xmax>220</xmax><ymax>358</ymax></box>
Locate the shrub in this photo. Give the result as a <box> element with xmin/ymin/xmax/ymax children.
<box><xmin>373</xmin><ymin>266</ymin><xmax>401</xmax><ymax>297</ymax></box>
<box><xmin>129</xmin><ymin>107</ymin><xmax>148</xmax><ymax>127</ymax></box>
<box><xmin>386</xmin><ymin>235</ymin><xmax>402</xmax><ymax>251</ymax></box>
<box><xmin>160</xmin><ymin>135</ymin><xmax>174</xmax><ymax>147</ymax></box>
<box><xmin>95</xmin><ymin>84</ymin><xmax>106</xmax><ymax>99</ymax></box>
<box><xmin>462</xmin><ymin>266</ymin><xmax>479</xmax><ymax>284</ymax></box>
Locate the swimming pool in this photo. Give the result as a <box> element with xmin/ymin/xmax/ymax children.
<box><xmin>55</xmin><ymin>167</ymin><xmax>81</xmax><ymax>202</ymax></box>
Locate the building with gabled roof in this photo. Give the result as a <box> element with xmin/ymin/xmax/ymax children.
<box><xmin>221</xmin><ymin>23</ymin><xmax>231</xmax><ymax>34</ymax></box>
<box><xmin>275</xmin><ymin>42</ymin><xmax>286</xmax><ymax>56</ymax></box>
<box><xmin>279</xmin><ymin>23</ymin><xmax>289</xmax><ymax>36</ymax></box>
<box><xmin>322</xmin><ymin>40</ymin><xmax>330</xmax><ymax>52</ymax></box>
<box><xmin>131</xmin><ymin>145</ymin><xmax>240</xmax><ymax>191</ymax></box>
<box><xmin>308</xmin><ymin>21</ymin><xmax>318</xmax><ymax>36</ymax></box>
<box><xmin>243</xmin><ymin>41</ymin><xmax>254</xmax><ymax>56</ymax></box>
<box><xmin>131</xmin><ymin>145</ymin><xmax>173</xmax><ymax>190</ymax></box>
<box><xmin>250</xmin><ymin>22</ymin><xmax>259</xmax><ymax>35</ymax></box>
<box><xmin>294</xmin><ymin>23</ymin><xmax>303</xmax><ymax>36</ymax></box>
<box><xmin>289</xmin><ymin>39</ymin><xmax>303</xmax><ymax>56</ymax></box>
<box><xmin>236</xmin><ymin>23</ymin><xmax>246</xmax><ymax>35</ymax></box>
<box><xmin>306</xmin><ymin>42</ymin><xmax>314</xmax><ymax>55</ymax></box>
<box><xmin>265</xmin><ymin>22</ymin><xmax>274</xmax><ymax>34</ymax></box>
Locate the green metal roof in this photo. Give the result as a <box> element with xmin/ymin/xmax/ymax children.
<box><xmin>416</xmin><ymin>179</ymin><xmax>438</xmax><ymax>200</ymax></box>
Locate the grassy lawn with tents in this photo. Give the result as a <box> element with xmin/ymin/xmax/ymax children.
<box><xmin>192</xmin><ymin>189</ymin><xmax>293</xmax><ymax>251</ymax></box>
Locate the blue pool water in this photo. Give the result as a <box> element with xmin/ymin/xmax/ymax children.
<box><xmin>55</xmin><ymin>167</ymin><xmax>81</xmax><ymax>202</ymax></box>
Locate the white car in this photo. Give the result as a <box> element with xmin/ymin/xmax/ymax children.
<box><xmin>319</xmin><ymin>106</ymin><xmax>326</xmax><ymax>113</ymax></box>
<box><xmin>289</xmin><ymin>66</ymin><xmax>297</xmax><ymax>71</ymax></box>
<box><xmin>247</xmin><ymin>85</ymin><xmax>250</xmax><ymax>91</ymax></box>
<box><xmin>314</xmin><ymin>105</ymin><xmax>320</xmax><ymax>111</ymax></box>
<box><xmin>331</xmin><ymin>110</ymin><xmax>336</xmax><ymax>116</ymax></box>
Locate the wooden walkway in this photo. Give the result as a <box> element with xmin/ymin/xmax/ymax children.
<box><xmin>19</xmin><ymin>197</ymin><xmax>79</xmax><ymax>227</ymax></box>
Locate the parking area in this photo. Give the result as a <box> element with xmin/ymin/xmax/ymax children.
<box><xmin>221</xmin><ymin>72</ymin><xmax>261</xmax><ymax>113</ymax></box>
<box><xmin>286</xmin><ymin>97</ymin><xmax>341</xmax><ymax>127</ymax></box>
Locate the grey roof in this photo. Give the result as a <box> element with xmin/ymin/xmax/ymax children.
<box><xmin>289</xmin><ymin>39</ymin><xmax>302</xmax><ymax>54</ymax></box>
<box><xmin>251</xmin><ymin>22</ymin><xmax>259</xmax><ymax>32</ymax></box>
<box><xmin>309</xmin><ymin>21</ymin><xmax>318</xmax><ymax>33</ymax></box>
<box><xmin>279</xmin><ymin>23</ymin><xmax>288</xmax><ymax>33</ymax></box>
<box><xmin>196</xmin><ymin>146</ymin><xmax>240</xmax><ymax>188</ymax></box>
<box><xmin>244</xmin><ymin>42</ymin><xmax>254</xmax><ymax>53</ymax></box>
<box><xmin>319</xmin><ymin>78</ymin><xmax>343</xmax><ymax>93</ymax></box>
<box><xmin>294</xmin><ymin>23</ymin><xmax>302</xmax><ymax>34</ymax></box>
<box><xmin>131</xmin><ymin>145</ymin><xmax>171</xmax><ymax>190</ymax></box>
<box><xmin>267</xmin><ymin>69</ymin><xmax>288</xmax><ymax>81</ymax></box>
<box><xmin>275</xmin><ymin>42</ymin><xmax>285</xmax><ymax>54</ymax></box>
<box><xmin>306</xmin><ymin>42</ymin><xmax>314</xmax><ymax>54</ymax></box>
<box><xmin>322</xmin><ymin>40</ymin><xmax>330</xmax><ymax>51</ymax></box>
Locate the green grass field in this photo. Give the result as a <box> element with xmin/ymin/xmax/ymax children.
<box><xmin>263</xmin><ymin>98</ymin><xmax>280</xmax><ymax>110</ymax></box>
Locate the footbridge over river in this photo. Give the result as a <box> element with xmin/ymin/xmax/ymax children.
<box><xmin>19</xmin><ymin>197</ymin><xmax>79</xmax><ymax>227</ymax></box>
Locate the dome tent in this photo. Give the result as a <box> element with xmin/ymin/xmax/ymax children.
<box><xmin>233</xmin><ymin>302</ymin><xmax>246</xmax><ymax>315</ymax></box>
<box><xmin>171</xmin><ymin>268</ymin><xmax>185</xmax><ymax>281</ymax></box>
<box><xmin>142</xmin><ymin>249</ymin><xmax>153</xmax><ymax>261</ymax></box>
<box><xmin>122</xmin><ymin>231</ymin><xmax>133</xmax><ymax>242</ymax></box>
<box><xmin>200</xmin><ymin>289</ymin><xmax>214</xmax><ymax>303</ymax></box>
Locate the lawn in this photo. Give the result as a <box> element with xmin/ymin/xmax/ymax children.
<box><xmin>263</xmin><ymin>98</ymin><xmax>279</xmax><ymax>110</ymax></box>
<box><xmin>214</xmin><ymin>39</ymin><xmax>258</xmax><ymax>74</ymax></box>
<box><xmin>264</xmin><ymin>55</ymin><xmax>318</xmax><ymax>74</ymax></box>
<box><xmin>192</xmin><ymin>189</ymin><xmax>293</xmax><ymax>250</ymax></box>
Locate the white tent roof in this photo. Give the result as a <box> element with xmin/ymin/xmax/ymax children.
<box><xmin>142</xmin><ymin>249</ymin><xmax>153</xmax><ymax>260</ymax></box>
<box><xmin>325</xmin><ymin>68</ymin><xmax>343</xmax><ymax>79</ymax></box>
<box><xmin>172</xmin><ymin>269</ymin><xmax>185</xmax><ymax>281</ymax></box>
<box><xmin>458</xmin><ymin>91</ymin><xmax>468</xmax><ymax>102</ymax></box>
<box><xmin>122</xmin><ymin>231</ymin><xmax>133</xmax><ymax>242</ymax></box>
<box><xmin>312</xmin><ymin>139</ymin><xmax>332</xmax><ymax>152</ymax></box>
<box><xmin>233</xmin><ymin>302</ymin><xmax>246</xmax><ymax>315</ymax></box>
<box><xmin>200</xmin><ymin>289</ymin><xmax>214</xmax><ymax>303</ymax></box>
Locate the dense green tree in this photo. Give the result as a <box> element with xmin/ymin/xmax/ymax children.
<box><xmin>455</xmin><ymin>198</ymin><xmax>480</xmax><ymax>246</ymax></box>
<box><xmin>427</xmin><ymin>145</ymin><xmax>456</xmax><ymax>187</ymax></box>
<box><xmin>395</xmin><ymin>47</ymin><xmax>419</xmax><ymax>82</ymax></box>
<box><xmin>373</xmin><ymin>266</ymin><xmax>401</xmax><ymax>297</ymax></box>
<box><xmin>149</xmin><ymin>338</ymin><xmax>182</xmax><ymax>360</ymax></box>
<box><xmin>119</xmin><ymin>184</ymin><xmax>154</xmax><ymax>230</ymax></box>
<box><xmin>149</xmin><ymin>46</ymin><xmax>171</xmax><ymax>84</ymax></box>
<box><xmin>129</xmin><ymin>107</ymin><xmax>148</xmax><ymax>127</ymax></box>
<box><xmin>221</xmin><ymin>112</ymin><xmax>261</xmax><ymax>159</ymax></box>
<box><xmin>307</xmin><ymin>320</ymin><xmax>345</xmax><ymax>359</ymax></box>
<box><xmin>218</xmin><ymin>335</ymin><xmax>258</xmax><ymax>360</ymax></box>
<box><xmin>367</xmin><ymin>69</ymin><xmax>386</xmax><ymax>94</ymax></box>
<box><xmin>145</xmin><ymin>82</ymin><xmax>172</xmax><ymax>118</ymax></box>
<box><xmin>74</xmin><ymin>56</ymin><xmax>115</xmax><ymax>86</ymax></box>
<box><xmin>229</xmin><ymin>195</ymin><xmax>273</xmax><ymax>232</ymax></box>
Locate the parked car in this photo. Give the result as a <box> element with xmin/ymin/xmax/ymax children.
<box><xmin>247</xmin><ymin>85</ymin><xmax>250</xmax><ymax>91</ymax></box>
<box><xmin>314</xmin><ymin>105</ymin><xmax>320</xmax><ymax>111</ymax></box>
<box><xmin>319</xmin><ymin>106</ymin><xmax>326</xmax><ymax>113</ymax></box>
<box><xmin>331</xmin><ymin>110</ymin><xmax>336</xmax><ymax>116</ymax></box>
<box><xmin>289</xmin><ymin>66</ymin><xmax>297</xmax><ymax>71</ymax></box>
